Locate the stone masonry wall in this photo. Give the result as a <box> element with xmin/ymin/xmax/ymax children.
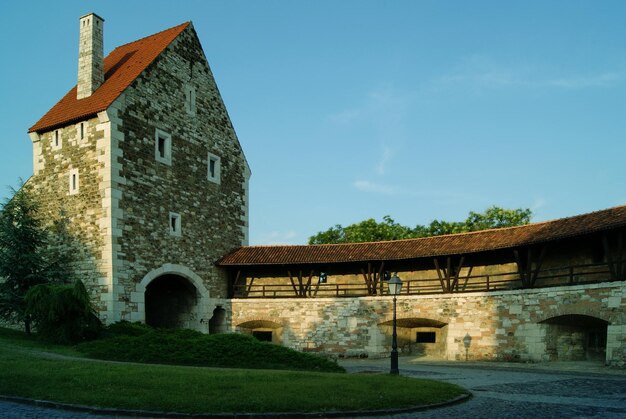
<box><xmin>231</xmin><ymin>281</ymin><xmax>626</xmax><ymax>365</ymax></box>
<box><xmin>27</xmin><ymin>117</ymin><xmax>107</xmax><ymax>309</ymax></box>
<box><xmin>113</xmin><ymin>25</ymin><xmax>248</xmax><ymax>323</ymax></box>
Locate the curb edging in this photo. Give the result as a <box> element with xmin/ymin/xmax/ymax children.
<box><xmin>0</xmin><ymin>392</ymin><xmax>472</xmax><ymax>418</ymax></box>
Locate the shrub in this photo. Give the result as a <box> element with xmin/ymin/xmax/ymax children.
<box><xmin>102</xmin><ymin>320</ymin><xmax>153</xmax><ymax>338</ymax></box>
<box><xmin>25</xmin><ymin>280</ymin><xmax>101</xmax><ymax>344</ymax></box>
<box><xmin>77</xmin><ymin>329</ymin><xmax>345</xmax><ymax>373</ymax></box>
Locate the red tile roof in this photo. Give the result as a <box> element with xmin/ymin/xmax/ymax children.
<box><xmin>218</xmin><ymin>204</ymin><xmax>626</xmax><ymax>266</ymax></box>
<box><xmin>29</xmin><ymin>22</ymin><xmax>190</xmax><ymax>133</ymax></box>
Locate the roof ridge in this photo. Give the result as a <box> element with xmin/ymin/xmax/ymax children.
<box><xmin>113</xmin><ymin>21</ymin><xmax>190</xmax><ymax>50</ymax></box>
<box><xmin>219</xmin><ymin>203</ymin><xmax>626</xmax><ymax>266</ymax></box>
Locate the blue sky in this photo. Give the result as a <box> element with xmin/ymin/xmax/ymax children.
<box><xmin>1</xmin><ymin>1</ymin><xmax>625</xmax><ymax>245</ymax></box>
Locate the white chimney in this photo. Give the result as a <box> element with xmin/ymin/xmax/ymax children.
<box><xmin>77</xmin><ymin>13</ymin><xmax>104</xmax><ymax>99</ymax></box>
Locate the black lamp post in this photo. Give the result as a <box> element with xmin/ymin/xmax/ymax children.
<box><xmin>388</xmin><ymin>273</ymin><xmax>403</xmax><ymax>375</ymax></box>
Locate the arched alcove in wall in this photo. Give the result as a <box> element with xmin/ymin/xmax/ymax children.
<box><xmin>539</xmin><ymin>314</ymin><xmax>610</xmax><ymax>361</ymax></box>
<box><xmin>378</xmin><ymin>317</ymin><xmax>449</xmax><ymax>359</ymax></box>
<box><xmin>237</xmin><ymin>319</ymin><xmax>283</xmax><ymax>343</ymax></box>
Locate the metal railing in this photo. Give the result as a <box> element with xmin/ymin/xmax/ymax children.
<box><xmin>232</xmin><ymin>260</ymin><xmax>623</xmax><ymax>298</ymax></box>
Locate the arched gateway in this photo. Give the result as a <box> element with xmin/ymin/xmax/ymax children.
<box><xmin>133</xmin><ymin>264</ymin><xmax>212</xmax><ymax>332</ymax></box>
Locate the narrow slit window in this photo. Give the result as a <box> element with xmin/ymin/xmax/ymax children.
<box><xmin>52</xmin><ymin>129</ymin><xmax>62</xmax><ymax>150</ymax></box>
<box><xmin>155</xmin><ymin>129</ymin><xmax>172</xmax><ymax>165</ymax></box>
<box><xmin>209</xmin><ymin>159</ymin><xmax>216</xmax><ymax>178</ymax></box>
<box><xmin>158</xmin><ymin>136</ymin><xmax>166</xmax><ymax>158</ymax></box>
<box><xmin>69</xmin><ymin>169</ymin><xmax>79</xmax><ymax>195</ymax></box>
<box><xmin>77</xmin><ymin>122</ymin><xmax>86</xmax><ymax>141</ymax></box>
<box><xmin>169</xmin><ymin>212</ymin><xmax>181</xmax><ymax>237</ymax></box>
<box><xmin>185</xmin><ymin>85</ymin><xmax>196</xmax><ymax>115</ymax></box>
<box><xmin>207</xmin><ymin>152</ymin><xmax>221</xmax><ymax>184</ymax></box>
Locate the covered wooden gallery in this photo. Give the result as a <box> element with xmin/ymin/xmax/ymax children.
<box><xmin>218</xmin><ymin>205</ymin><xmax>626</xmax><ymax>299</ymax></box>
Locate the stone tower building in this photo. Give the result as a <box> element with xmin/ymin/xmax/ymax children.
<box><xmin>27</xmin><ymin>14</ymin><xmax>250</xmax><ymax>331</ymax></box>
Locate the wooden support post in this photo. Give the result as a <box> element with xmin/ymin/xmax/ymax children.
<box><xmin>305</xmin><ymin>270</ymin><xmax>314</xmax><ymax>297</ymax></box>
<box><xmin>434</xmin><ymin>258</ymin><xmax>446</xmax><ymax>292</ymax></box>
<box><xmin>230</xmin><ymin>270</ymin><xmax>242</xmax><ymax>297</ymax></box>
<box><xmin>287</xmin><ymin>271</ymin><xmax>299</xmax><ymax>296</ymax></box>
<box><xmin>513</xmin><ymin>249</ymin><xmax>528</xmax><ymax>287</ymax></box>
<box><xmin>246</xmin><ymin>277</ymin><xmax>256</xmax><ymax>296</ymax></box>
<box><xmin>530</xmin><ymin>246</ymin><xmax>547</xmax><ymax>287</ymax></box>
<box><xmin>450</xmin><ymin>256</ymin><xmax>465</xmax><ymax>291</ymax></box>
<box><xmin>461</xmin><ymin>266</ymin><xmax>473</xmax><ymax>291</ymax></box>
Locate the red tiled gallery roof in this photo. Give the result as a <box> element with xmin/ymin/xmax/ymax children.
<box><xmin>29</xmin><ymin>22</ymin><xmax>190</xmax><ymax>133</ymax></box>
<box><xmin>218</xmin><ymin>204</ymin><xmax>626</xmax><ymax>266</ymax></box>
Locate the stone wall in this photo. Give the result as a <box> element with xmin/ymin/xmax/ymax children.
<box><xmin>231</xmin><ymin>281</ymin><xmax>626</xmax><ymax>365</ymax></box>
<box><xmin>27</xmin><ymin>117</ymin><xmax>106</xmax><ymax>307</ymax></box>
<box><xmin>113</xmin><ymin>24</ymin><xmax>248</xmax><ymax>325</ymax></box>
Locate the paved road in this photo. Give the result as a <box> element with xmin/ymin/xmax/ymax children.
<box><xmin>341</xmin><ymin>359</ymin><xmax>626</xmax><ymax>418</ymax></box>
<box><xmin>1</xmin><ymin>360</ymin><xmax>625</xmax><ymax>418</ymax></box>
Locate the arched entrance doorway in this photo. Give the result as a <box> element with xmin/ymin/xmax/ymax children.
<box><xmin>145</xmin><ymin>274</ymin><xmax>198</xmax><ymax>329</ymax></box>
<box><xmin>539</xmin><ymin>314</ymin><xmax>609</xmax><ymax>361</ymax></box>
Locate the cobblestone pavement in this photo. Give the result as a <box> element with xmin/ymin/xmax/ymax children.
<box><xmin>341</xmin><ymin>359</ymin><xmax>626</xmax><ymax>418</ymax></box>
<box><xmin>1</xmin><ymin>360</ymin><xmax>625</xmax><ymax>418</ymax></box>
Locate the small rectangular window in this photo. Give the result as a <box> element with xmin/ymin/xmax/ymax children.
<box><xmin>252</xmin><ymin>331</ymin><xmax>272</xmax><ymax>342</ymax></box>
<box><xmin>207</xmin><ymin>152</ymin><xmax>221</xmax><ymax>184</ymax></box>
<box><xmin>69</xmin><ymin>168</ymin><xmax>79</xmax><ymax>195</ymax></box>
<box><xmin>169</xmin><ymin>212</ymin><xmax>181</xmax><ymax>236</ymax></box>
<box><xmin>209</xmin><ymin>159</ymin><xmax>216</xmax><ymax>177</ymax></box>
<box><xmin>416</xmin><ymin>332</ymin><xmax>436</xmax><ymax>343</ymax></box>
<box><xmin>155</xmin><ymin>129</ymin><xmax>172</xmax><ymax>165</ymax></box>
<box><xmin>158</xmin><ymin>137</ymin><xmax>166</xmax><ymax>158</ymax></box>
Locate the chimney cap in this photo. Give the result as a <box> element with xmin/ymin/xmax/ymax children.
<box><xmin>79</xmin><ymin>12</ymin><xmax>105</xmax><ymax>22</ymax></box>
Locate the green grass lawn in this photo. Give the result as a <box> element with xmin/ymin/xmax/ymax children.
<box><xmin>0</xmin><ymin>327</ymin><xmax>468</xmax><ymax>414</ymax></box>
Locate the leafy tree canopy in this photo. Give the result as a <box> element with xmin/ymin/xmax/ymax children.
<box><xmin>308</xmin><ymin>206</ymin><xmax>532</xmax><ymax>244</ymax></box>
<box><xmin>0</xmin><ymin>186</ymin><xmax>49</xmax><ymax>331</ymax></box>
<box><xmin>25</xmin><ymin>279</ymin><xmax>101</xmax><ymax>344</ymax></box>
<box><xmin>0</xmin><ymin>184</ymin><xmax>77</xmax><ymax>333</ymax></box>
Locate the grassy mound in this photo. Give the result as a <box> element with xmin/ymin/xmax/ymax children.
<box><xmin>0</xmin><ymin>327</ymin><xmax>469</xmax><ymax>414</ymax></box>
<box><xmin>77</xmin><ymin>324</ymin><xmax>344</xmax><ymax>373</ymax></box>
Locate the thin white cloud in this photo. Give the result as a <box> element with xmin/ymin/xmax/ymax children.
<box><xmin>376</xmin><ymin>146</ymin><xmax>393</xmax><ymax>175</ymax></box>
<box><xmin>353</xmin><ymin>180</ymin><xmax>401</xmax><ymax>195</ymax></box>
<box><xmin>531</xmin><ymin>197</ymin><xmax>547</xmax><ymax>212</ymax></box>
<box><xmin>432</xmin><ymin>55</ymin><xmax>623</xmax><ymax>91</ymax></box>
<box><xmin>545</xmin><ymin>73</ymin><xmax>621</xmax><ymax>88</ymax></box>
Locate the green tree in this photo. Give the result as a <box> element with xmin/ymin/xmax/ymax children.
<box><xmin>0</xmin><ymin>186</ymin><xmax>49</xmax><ymax>333</ymax></box>
<box><xmin>464</xmin><ymin>206</ymin><xmax>532</xmax><ymax>231</ymax></box>
<box><xmin>308</xmin><ymin>206</ymin><xmax>533</xmax><ymax>244</ymax></box>
<box><xmin>25</xmin><ymin>279</ymin><xmax>101</xmax><ymax>344</ymax></box>
<box><xmin>309</xmin><ymin>216</ymin><xmax>414</xmax><ymax>244</ymax></box>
